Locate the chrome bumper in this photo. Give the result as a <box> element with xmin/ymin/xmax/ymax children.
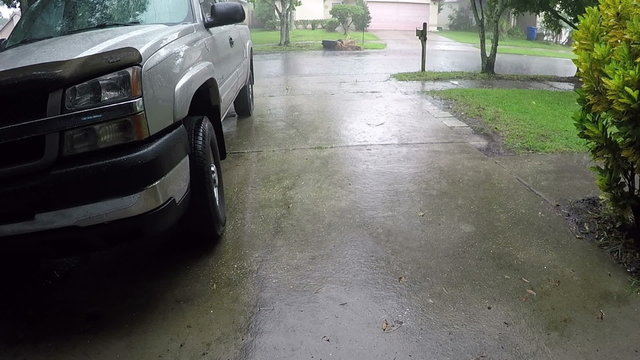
<box><xmin>0</xmin><ymin>156</ymin><xmax>190</xmax><ymax>237</ymax></box>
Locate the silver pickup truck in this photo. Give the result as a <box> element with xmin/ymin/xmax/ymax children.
<box><xmin>0</xmin><ymin>0</ymin><xmax>254</xmax><ymax>251</ymax></box>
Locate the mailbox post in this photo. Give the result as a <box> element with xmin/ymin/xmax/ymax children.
<box><xmin>416</xmin><ymin>22</ymin><xmax>428</xmax><ymax>72</ymax></box>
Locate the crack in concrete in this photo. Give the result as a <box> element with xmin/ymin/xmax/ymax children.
<box><xmin>492</xmin><ymin>158</ymin><xmax>558</xmax><ymax>206</ymax></box>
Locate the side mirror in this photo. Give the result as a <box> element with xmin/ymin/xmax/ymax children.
<box><xmin>204</xmin><ymin>2</ymin><xmax>246</xmax><ymax>29</ymax></box>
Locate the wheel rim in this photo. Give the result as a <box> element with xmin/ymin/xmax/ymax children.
<box><xmin>210</xmin><ymin>161</ymin><xmax>219</xmax><ymax>207</ymax></box>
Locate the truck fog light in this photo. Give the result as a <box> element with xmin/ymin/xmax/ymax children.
<box><xmin>63</xmin><ymin>113</ymin><xmax>149</xmax><ymax>156</ymax></box>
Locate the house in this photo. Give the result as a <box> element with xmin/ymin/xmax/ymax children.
<box><xmin>0</xmin><ymin>11</ymin><xmax>20</xmax><ymax>39</ymax></box>
<box><xmin>295</xmin><ymin>0</ymin><xmax>440</xmax><ymax>31</ymax></box>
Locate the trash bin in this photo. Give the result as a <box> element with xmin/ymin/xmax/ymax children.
<box><xmin>527</xmin><ymin>26</ymin><xmax>538</xmax><ymax>41</ymax></box>
<box><xmin>322</xmin><ymin>40</ymin><xmax>338</xmax><ymax>50</ymax></box>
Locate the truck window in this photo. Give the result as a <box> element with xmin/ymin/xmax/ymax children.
<box><xmin>4</xmin><ymin>0</ymin><xmax>194</xmax><ymax>50</ymax></box>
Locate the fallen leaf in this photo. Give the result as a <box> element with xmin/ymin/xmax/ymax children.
<box><xmin>322</xmin><ymin>336</ymin><xmax>330</xmax><ymax>342</ymax></box>
<box><xmin>382</xmin><ymin>319</ymin><xmax>404</xmax><ymax>333</ymax></box>
<box><xmin>521</xmin><ymin>277</ymin><xmax>530</xmax><ymax>283</ymax></box>
<box><xmin>382</xmin><ymin>319</ymin><xmax>389</xmax><ymax>331</ymax></box>
<box><xmin>526</xmin><ymin>289</ymin><xmax>537</xmax><ymax>296</ymax></box>
<box><xmin>504</xmin><ymin>275</ymin><xmax>511</xmax><ymax>279</ymax></box>
<box><xmin>398</xmin><ymin>276</ymin><xmax>407</xmax><ymax>283</ymax></box>
<box><xmin>597</xmin><ymin>310</ymin><xmax>605</xmax><ymax>321</ymax></box>
<box><xmin>418</xmin><ymin>212</ymin><xmax>425</xmax><ymax>217</ymax></box>
<box><xmin>339</xmin><ymin>302</ymin><xmax>348</xmax><ymax>306</ymax></box>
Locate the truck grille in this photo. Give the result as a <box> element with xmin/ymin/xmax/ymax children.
<box><xmin>0</xmin><ymin>135</ymin><xmax>46</xmax><ymax>168</ymax></box>
<box><xmin>1</xmin><ymin>92</ymin><xmax>49</xmax><ymax>125</ymax></box>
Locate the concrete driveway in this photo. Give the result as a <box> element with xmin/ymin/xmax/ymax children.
<box><xmin>0</xmin><ymin>34</ymin><xmax>637</xmax><ymax>359</ymax></box>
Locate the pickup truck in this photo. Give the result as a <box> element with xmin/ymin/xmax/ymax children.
<box><xmin>0</xmin><ymin>0</ymin><xmax>254</xmax><ymax>251</ymax></box>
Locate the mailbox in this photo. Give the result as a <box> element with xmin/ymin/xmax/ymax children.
<box><xmin>416</xmin><ymin>22</ymin><xmax>428</xmax><ymax>41</ymax></box>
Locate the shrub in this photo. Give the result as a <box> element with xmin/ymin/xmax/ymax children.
<box><xmin>325</xmin><ymin>18</ymin><xmax>340</xmax><ymax>32</ymax></box>
<box><xmin>310</xmin><ymin>19</ymin><xmax>322</xmax><ymax>30</ymax></box>
<box><xmin>573</xmin><ymin>0</ymin><xmax>640</xmax><ymax>234</ymax></box>
<box><xmin>264</xmin><ymin>19</ymin><xmax>278</xmax><ymax>31</ymax></box>
<box><xmin>506</xmin><ymin>27</ymin><xmax>525</xmax><ymax>39</ymax></box>
<box><xmin>302</xmin><ymin>20</ymin><xmax>312</xmax><ymax>29</ymax></box>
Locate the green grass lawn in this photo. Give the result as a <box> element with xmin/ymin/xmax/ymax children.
<box><xmin>251</xmin><ymin>29</ymin><xmax>386</xmax><ymax>52</ymax></box>
<box><xmin>428</xmin><ymin>88</ymin><xmax>585</xmax><ymax>153</ymax></box>
<box><xmin>393</xmin><ymin>71</ymin><xmax>575</xmax><ymax>82</ymax></box>
<box><xmin>439</xmin><ymin>30</ymin><xmax>576</xmax><ymax>59</ymax></box>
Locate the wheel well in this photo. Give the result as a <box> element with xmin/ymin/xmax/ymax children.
<box><xmin>187</xmin><ymin>79</ymin><xmax>227</xmax><ymax>160</ymax></box>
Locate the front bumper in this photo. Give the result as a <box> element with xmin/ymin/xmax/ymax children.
<box><xmin>0</xmin><ymin>124</ymin><xmax>191</xmax><ymax>239</ymax></box>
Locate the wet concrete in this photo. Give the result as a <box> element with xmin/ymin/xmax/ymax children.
<box><xmin>495</xmin><ymin>154</ymin><xmax>600</xmax><ymax>206</ymax></box>
<box><xmin>0</xmin><ymin>31</ymin><xmax>638</xmax><ymax>360</ymax></box>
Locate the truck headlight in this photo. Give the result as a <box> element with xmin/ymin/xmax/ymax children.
<box><xmin>64</xmin><ymin>67</ymin><xmax>142</xmax><ymax>111</ymax></box>
<box><xmin>62</xmin><ymin>113</ymin><xmax>149</xmax><ymax>156</ymax></box>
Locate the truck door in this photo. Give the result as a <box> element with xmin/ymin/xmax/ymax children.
<box><xmin>200</xmin><ymin>0</ymin><xmax>240</xmax><ymax>114</ymax></box>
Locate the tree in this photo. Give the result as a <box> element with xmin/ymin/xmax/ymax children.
<box><xmin>262</xmin><ymin>0</ymin><xmax>300</xmax><ymax>46</ymax></box>
<box><xmin>511</xmin><ymin>0</ymin><xmax>597</xmax><ymax>30</ymax></box>
<box><xmin>573</xmin><ymin>0</ymin><xmax>640</xmax><ymax>237</ymax></box>
<box><xmin>330</xmin><ymin>4</ymin><xmax>363</xmax><ymax>35</ymax></box>
<box><xmin>469</xmin><ymin>0</ymin><xmax>510</xmax><ymax>74</ymax></box>
<box><xmin>254</xmin><ymin>0</ymin><xmax>277</xmax><ymax>25</ymax></box>
<box><xmin>352</xmin><ymin>0</ymin><xmax>371</xmax><ymax>32</ymax></box>
<box><xmin>434</xmin><ymin>0</ymin><xmax>444</xmax><ymax>14</ymax></box>
<box><xmin>469</xmin><ymin>0</ymin><xmax>595</xmax><ymax>74</ymax></box>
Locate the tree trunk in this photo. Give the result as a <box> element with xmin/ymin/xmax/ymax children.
<box><xmin>484</xmin><ymin>12</ymin><xmax>502</xmax><ymax>75</ymax></box>
<box><xmin>283</xmin><ymin>10</ymin><xmax>290</xmax><ymax>46</ymax></box>
<box><xmin>470</xmin><ymin>1</ymin><xmax>490</xmax><ymax>74</ymax></box>
<box><xmin>279</xmin><ymin>16</ymin><xmax>285</xmax><ymax>46</ymax></box>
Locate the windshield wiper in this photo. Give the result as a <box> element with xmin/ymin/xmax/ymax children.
<box><xmin>2</xmin><ymin>36</ymin><xmax>55</xmax><ymax>51</ymax></box>
<box><xmin>65</xmin><ymin>21</ymin><xmax>141</xmax><ymax>35</ymax></box>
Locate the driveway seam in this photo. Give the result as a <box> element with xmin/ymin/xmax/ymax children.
<box><xmin>227</xmin><ymin>140</ymin><xmax>469</xmax><ymax>155</ymax></box>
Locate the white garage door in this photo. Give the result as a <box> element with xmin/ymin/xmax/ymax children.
<box><xmin>368</xmin><ymin>2</ymin><xmax>430</xmax><ymax>31</ymax></box>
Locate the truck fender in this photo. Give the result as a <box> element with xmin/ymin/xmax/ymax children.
<box><xmin>174</xmin><ymin>62</ymin><xmax>220</xmax><ymax>122</ymax></box>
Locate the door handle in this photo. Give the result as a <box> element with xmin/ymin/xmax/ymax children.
<box><xmin>229</xmin><ymin>37</ymin><xmax>235</xmax><ymax>48</ymax></box>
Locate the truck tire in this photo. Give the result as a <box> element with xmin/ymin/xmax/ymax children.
<box><xmin>234</xmin><ymin>64</ymin><xmax>254</xmax><ymax>117</ymax></box>
<box><xmin>184</xmin><ymin>116</ymin><xmax>226</xmax><ymax>242</ymax></box>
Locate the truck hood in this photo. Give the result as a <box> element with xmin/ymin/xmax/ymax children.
<box><xmin>0</xmin><ymin>24</ymin><xmax>195</xmax><ymax>72</ymax></box>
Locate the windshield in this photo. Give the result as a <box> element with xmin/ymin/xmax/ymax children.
<box><xmin>4</xmin><ymin>0</ymin><xmax>193</xmax><ymax>49</ymax></box>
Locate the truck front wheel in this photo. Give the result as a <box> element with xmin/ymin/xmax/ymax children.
<box><xmin>183</xmin><ymin>116</ymin><xmax>226</xmax><ymax>242</ymax></box>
